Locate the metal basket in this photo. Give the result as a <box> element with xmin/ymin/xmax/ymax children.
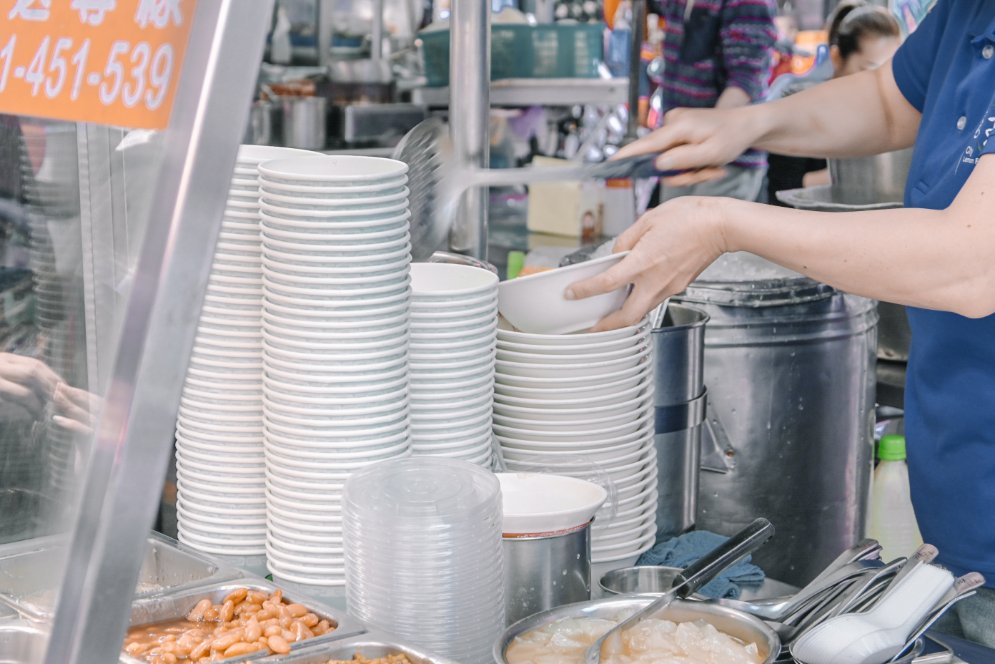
<box><xmin>420</xmin><ymin>23</ymin><xmax>604</xmax><ymax>87</ymax></box>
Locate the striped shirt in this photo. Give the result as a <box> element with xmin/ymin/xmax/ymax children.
<box><xmin>660</xmin><ymin>0</ymin><xmax>777</xmax><ymax>168</ymax></box>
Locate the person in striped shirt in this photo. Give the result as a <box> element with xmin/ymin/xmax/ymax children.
<box><xmin>655</xmin><ymin>0</ymin><xmax>777</xmax><ymax>203</ymax></box>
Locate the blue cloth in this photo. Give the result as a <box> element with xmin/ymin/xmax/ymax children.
<box><xmin>890</xmin><ymin>1</ymin><xmax>995</xmax><ymax>587</ymax></box>
<box><xmin>636</xmin><ymin>530</ymin><xmax>765</xmax><ymax>599</ymax></box>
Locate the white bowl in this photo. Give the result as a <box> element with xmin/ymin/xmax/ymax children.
<box><xmin>263</xmin><ymin>277</ymin><xmax>410</xmax><ymax>300</ymax></box>
<box><xmin>261</xmin><ymin>267</ymin><xmax>407</xmax><ymax>289</ymax></box>
<box><xmin>261</xmin><ymin>226</ymin><xmax>409</xmax><ymax>248</ymax></box>
<box><xmin>498</xmin><ymin>252</ymin><xmax>630</xmax><ymax>334</ymax></box>
<box><xmin>260</xmin><ymin>187</ymin><xmax>408</xmax><ymax>208</ymax></box>
<box><xmin>495</xmin><ymin>332</ymin><xmax>647</xmax><ymax>355</ymax></box>
<box><xmin>493</xmin><ymin>390</ymin><xmax>651</xmax><ymax>421</ymax></box>
<box><xmin>497</xmin><ymin>316</ymin><xmax>646</xmax><ymax>345</ymax></box>
<box><xmin>409</xmin><ymin>263</ymin><xmax>498</xmax><ymax>300</ymax></box>
<box><xmin>260</xmin><ymin>201</ymin><xmax>408</xmax><ymax>221</ymax></box>
<box><xmin>410</xmin><ymin>301</ymin><xmax>498</xmax><ymax>320</ymax></box>
<box><xmin>493</xmin><ymin>368</ymin><xmax>650</xmax><ymax>402</ymax></box>
<box><xmin>500</xmin><ymin>438</ymin><xmax>651</xmax><ymax>465</ymax></box>
<box><xmin>494</xmin><ymin>360</ymin><xmax>646</xmax><ymax>388</ymax></box>
<box><xmin>262</xmin><ymin>257</ymin><xmax>408</xmax><ymax>278</ymax></box>
<box><xmin>494</xmin><ymin>383</ymin><xmax>648</xmax><ymax>410</ymax></box>
<box><xmin>495</xmin><ymin>346</ymin><xmax>651</xmax><ymax>379</ymax></box>
<box><xmin>494</xmin><ymin>415</ymin><xmax>653</xmax><ymax>447</ymax></box>
<box><xmin>497</xmin><ymin>472</ymin><xmax>607</xmax><ymax>534</ymax></box>
<box><xmin>493</xmin><ymin>405</ymin><xmax>648</xmax><ymax>432</ymax></box>
<box><xmin>237</xmin><ymin>145</ymin><xmax>319</xmax><ymax>165</ymax></box>
<box><xmin>496</xmin><ymin>344</ymin><xmax>644</xmax><ymax>365</ymax></box>
<box><xmin>258</xmin><ymin>155</ymin><xmax>408</xmax><ymax>184</ymax></box>
<box><xmin>260</xmin><ymin>178</ymin><xmax>406</xmax><ymax>196</ymax></box>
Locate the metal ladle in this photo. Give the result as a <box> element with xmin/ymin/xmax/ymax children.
<box><xmin>584</xmin><ymin>518</ymin><xmax>775</xmax><ymax>664</ymax></box>
<box><xmin>393</xmin><ymin>118</ymin><xmax>682</xmax><ymax>260</ymax></box>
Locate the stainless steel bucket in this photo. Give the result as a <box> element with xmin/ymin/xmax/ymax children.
<box><xmin>828</xmin><ymin>148</ymin><xmax>913</xmax><ymax>206</ymax></box>
<box><xmin>652</xmin><ymin>304</ymin><xmax>708</xmax><ymax>540</ymax></box>
<box><xmin>502</xmin><ymin>521</ymin><xmax>592</xmax><ymax>626</ymax></box>
<box><xmin>281</xmin><ymin>97</ymin><xmax>327</xmax><ymax>150</ymax></box>
<box><xmin>244</xmin><ymin>99</ymin><xmax>280</xmax><ymax>146</ymax></box>
<box><xmin>677</xmin><ymin>253</ymin><xmax>878</xmax><ymax>586</ymax></box>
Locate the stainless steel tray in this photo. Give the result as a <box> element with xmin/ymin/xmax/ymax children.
<box><xmin>123</xmin><ymin>579</ymin><xmax>365</xmax><ymax>664</ymax></box>
<box><xmin>254</xmin><ymin>630</ymin><xmax>459</xmax><ymax>664</ymax></box>
<box><xmin>0</xmin><ymin>533</ymin><xmax>242</xmax><ymax>619</ymax></box>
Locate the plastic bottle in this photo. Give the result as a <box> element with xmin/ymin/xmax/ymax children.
<box><xmin>866</xmin><ymin>435</ymin><xmax>923</xmax><ymax>561</ymax></box>
<box><xmin>607</xmin><ymin>0</ymin><xmax>633</xmax><ymax>78</ymax></box>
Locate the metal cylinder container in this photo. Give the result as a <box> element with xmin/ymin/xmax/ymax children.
<box><xmin>281</xmin><ymin>97</ymin><xmax>327</xmax><ymax>150</ymax></box>
<box><xmin>828</xmin><ymin>148</ymin><xmax>913</xmax><ymax>205</ymax></box>
<box><xmin>651</xmin><ymin>304</ymin><xmax>708</xmax><ymax>540</ymax></box>
<box><xmin>502</xmin><ymin>522</ymin><xmax>592</xmax><ymax>626</ymax></box>
<box><xmin>677</xmin><ymin>253</ymin><xmax>878</xmax><ymax>586</ymax></box>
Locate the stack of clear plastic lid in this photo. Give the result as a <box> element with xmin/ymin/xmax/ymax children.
<box><xmin>343</xmin><ymin>457</ymin><xmax>505</xmax><ymax>664</ymax></box>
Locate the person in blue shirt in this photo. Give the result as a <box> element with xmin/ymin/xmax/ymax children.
<box><xmin>567</xmin><ymin>0</ymin><xmax>995</xmax><ymax>646</ymax></box>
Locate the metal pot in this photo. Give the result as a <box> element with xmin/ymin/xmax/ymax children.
<box><xmin>677</xmin><ymin>253</ymin><xmax>878</xmax><ymax>587</ymax></box>
<box><xmin>281</xmin><ymin>97</ymin><xmax>327</xmax><ymax>150</ymax></box>
<box><xmin>651</xmin><ymin>304</ymin><xmax>707</xmax><ymax>540</ymax></box>
<box><xmin>503</xmin><ymin>521</ymin><xmax>593</xmax><ymax>627</ymax></box>
<box><xmin>599</xmin><ymin>566</ymin><xmax>706</xmax><ymax>599</ymax></box>
<box><xmin>494</xmin><ymin>596</ymin><xmax>781</xmax><ymax>664</ymax></box>
<box><xmin>244</xmin><ymin>99</ymin><xmax>280</xmax><ymax>146</ymax></box>
<box><xmin>828</xmin><ymin>148</ymin><xmax>913</xmax><ymax>206</ymax></box>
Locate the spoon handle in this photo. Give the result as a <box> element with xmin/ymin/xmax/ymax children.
<box><xmin>888</xmin><ymin>572</ymin><xmax>986</xmax><ymax>662</ymax></box>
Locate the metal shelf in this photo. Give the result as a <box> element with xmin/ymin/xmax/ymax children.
<box><xmin>411</xmin><ymin>77</ymin><xmax>629</xmax><ymax>107</ymax></box>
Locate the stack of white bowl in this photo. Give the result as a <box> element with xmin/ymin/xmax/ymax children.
<box><xmin>343</xmin><ymin>457</ymin><xmax>504</xmax><ymax>664</ymax></box>
<box><xmin>175</xmin><ymin>146</ymin><xmax>315</xmax><ymax>573</ymax></box>
<box><xmin>408</xmin><ymin>263</ymin><xmax>498</xmax><ymax>467</ymax></box>
<box><xmin>494</xmin><ymin>319</ymin><xmax>657</xmax><ymax>570</ymax></box>
<box><xmin>256</xmin><ymin>155</ymin><xmax>413</xmax><ymax>592</ymax></box>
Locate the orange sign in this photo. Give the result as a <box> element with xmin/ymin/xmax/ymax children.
<box><xmin>0</xmin><ymin>0</ymin><xmax>195</xmax><ymax>129</ymax></box>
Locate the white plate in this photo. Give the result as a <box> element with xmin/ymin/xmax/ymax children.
<box><xmin>260</xmin><ymin>178</ymin><xmax>406</xmax><ymax>196</ymax></box>
<box><xmin>262</xmin><ymin>267</ymin><xmax>408</xmax><ymax>288</ymax></box>
<box><xmin>259</xmin><ymin>155</ymin><xmax>408</xmax><ymax>184</ymax></box>
<box><xmin>493</xmin><ymin>403</ymin><xmax>650</xmax><ymax>432</ymax></box>
<box><xmin>260</xmin><ymin>226</ymin><xmax>409</xmax><ymax>248</ymax></box>
<box><xmin>494</xmin><ymin>383</ymin><xmax>648</xmax><ymax>410</ymax></box>
<box><xmin>262</xmin><ymin>257</ymin><xmax>408</xmax><ymax>278</ymax></box>
<box><xmin>263</xmin><ymin>276</ymin><xmax>410</xmax><ymax>300</ymax></box>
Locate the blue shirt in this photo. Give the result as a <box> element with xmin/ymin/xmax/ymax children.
<box><xmin>891</xmin><ymin>0</ymin><xmax>995</xmax><ymax>584</ymax></box>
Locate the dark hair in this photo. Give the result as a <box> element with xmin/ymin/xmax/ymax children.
<box><xmin>827</xmin><ymin>1</ymin><xmax>901</xmax><ymax>60</ymax></box>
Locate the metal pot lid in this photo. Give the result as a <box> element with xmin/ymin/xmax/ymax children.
<box><xmin>680</xmin><ymin>252</ymin><xmax>834</xmax><ymax>307</ymax></box>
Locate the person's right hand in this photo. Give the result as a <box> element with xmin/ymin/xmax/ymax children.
<box><xmin>0</xmin><ymin>353</ymin><xmax>61</xmax><ymax>417</ymax></box>
<box><xmin>615</xmin><ymin>106</ymin><xmax>764</xmax><ymax>187</ymax></box>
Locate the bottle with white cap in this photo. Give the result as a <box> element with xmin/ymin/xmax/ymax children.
<box><xmin>867</xmin><ymin>434</ymin><xmax>923</xmax><ymax>561</ymax></box>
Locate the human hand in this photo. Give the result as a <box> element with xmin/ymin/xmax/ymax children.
<box><xmin>565</xmin><ymin>197</ymin><xmax>729</xmax><ymax>330</ymax></box>
<box><xmin>615</xmin><ymin>106</ymin><xmax>764</xmax><ymax>187</ymax></box>
<box><xmin>0</xmin><ymin>353</ymin><xmax>61</xmax><ymax>416</ymax></box>
<box><xmin>52</xmin><ymin>382</ymin><xmax>101</xmax><ymax>435</ymax></box>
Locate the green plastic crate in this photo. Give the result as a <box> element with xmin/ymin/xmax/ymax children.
<box><xmin>420</xmin><ymin>23</ymin><xmax>605</xmax><ymax>88</ymax></box>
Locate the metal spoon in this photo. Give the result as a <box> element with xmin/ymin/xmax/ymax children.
<box><xmin>584</xmin><ymin>518</ymin><xmax>775</xmax><ymax>664</ymax></box>
<box><xmin>887</xmin><ymin>572</ymin><xmax>986</xmax><ymax>662</ymax></box>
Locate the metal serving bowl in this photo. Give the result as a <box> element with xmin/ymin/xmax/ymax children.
<box><xmin>494</xmin><ymin>596</ymin><xmax>781</xmax><ymax>664</ymax></box>
<box><xmin>599</xmin><ymin>566</ymin><xmax>707</xmax><ymax>598</ymax></box>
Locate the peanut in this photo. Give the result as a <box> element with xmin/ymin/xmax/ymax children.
<box><xmin>223</xmin><ymin>641</ymin><xmax>263</xmax><ymax>657</ymax></box>
<box><xmin>222</xmin><ymin>588</ymin><xmax>248</xmax><ymax>605</ymax></box>
<box><xmin>267</xmin><ymin>634</ymin><xmax>291</xmax><ymax>655</ymax></box>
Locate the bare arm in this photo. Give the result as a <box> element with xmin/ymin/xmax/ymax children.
<box><xmin>616</xmin><ymin>60</ymin><xmax>921</xmax><ymax>185</ymax></box>
<box><xmin>715</xmin><ymin>86</ymin><xmax>751</xmax><ymax>109</ymax></box>
<box><xmin>567</xmin><ymin>154</ymin><xmax>995</xmax><ymax>328</ymax></box>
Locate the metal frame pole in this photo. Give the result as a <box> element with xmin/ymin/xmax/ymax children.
<box><xmin>43</xmin><ymin>2</ymin><xmax>274</xmax><ymax>661</ymax></box>
<box><xmin>448</xmin><ymin>0</ymin><xmax>491</xmax><ymax>259</ymax></box>
<box><xmin>626</xmin><ymin>0</ymin><xmax>645</xmax><ymax>141</ymax></box>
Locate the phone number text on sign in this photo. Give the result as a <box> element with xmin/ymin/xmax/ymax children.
<box><xmin>0</xmin><ymin>1</ymin><xmax>195</xmax><ymax>130</ymax></box>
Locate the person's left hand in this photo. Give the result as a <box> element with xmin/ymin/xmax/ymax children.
<box><xmin>565</xmin><ymin>196</ymin><xmax>728</xmax><ymax>331</ymax></box>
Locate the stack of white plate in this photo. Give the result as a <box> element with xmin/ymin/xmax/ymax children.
<box><xmin>256</xmin><ymin>155</ymin><xmax>414</xmax><ymax>592</ymax></box>
<box><xmin>175</xmin><ymin>145</ymin><xmax>315</xmax><ymax>573</ymax></box>
<box><xmin>408</xmin><ymin>263</ymin><xmax>498</xmax><ymax>467</ymax></box>
<box><xmin>494</xmin><ymin>319</ymin><xmax>657</xmax><ymax>568</ymax></box>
